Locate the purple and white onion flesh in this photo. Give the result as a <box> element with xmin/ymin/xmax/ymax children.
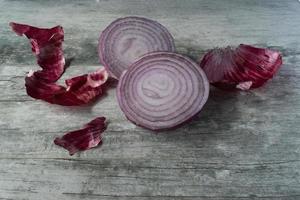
<box><xmin>98</xmin><ymin>16</ymin><xmax>175</xmax><ymax>79</ymax></box>
<box><xmin>117</xmin><ymin>52</ymin><xmax>209</xmax><ymax>131</ymax></box>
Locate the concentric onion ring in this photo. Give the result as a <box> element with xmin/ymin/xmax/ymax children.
<box><xmin>117</xmin><ymin>52</ymin><xmax>209</xmax><ymax>131</ymax></box>
<box><xmin>98</xmin><ymin>16</ymin><xmax>175</xmax><ymax>79</ymax></box>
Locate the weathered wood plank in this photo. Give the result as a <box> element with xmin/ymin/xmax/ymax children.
<box><xmin>0</xmin><ymin>158</ymin><xmax>299</xmax><ymax>199</ymax></box>
<box><xmin>0</xmin><ymin>0</ymin><xmax>300</xmax><ymax>199</ymax></box>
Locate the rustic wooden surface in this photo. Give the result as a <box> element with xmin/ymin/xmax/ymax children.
<box><xmin>1</xmin><ymin>0</ymin><xmax>300</xmax><ymax>199</ymax></box>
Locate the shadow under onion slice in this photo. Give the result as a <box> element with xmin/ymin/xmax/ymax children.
<box><xmin>117</xmin><ymin>52</ymin><xmax>209</xmax><ymax>131</ymax></box>
<box><xmin>10</xmin><ymin>22</ymin><xmax>109</xmax><ymax>106</ymax></box>
<box><xmin>200</xmin><ymin>44</ymin><xmax>283</xmax><ymax>90</ymax></box>
<box><xmin>98</xmin><ymin>16</ymin><xmax>175</xmax><ymax>79</ymax></box>
<box><xmin>54</xmin><ymin>117</ymin><xmax>107</xmax><ymax>155</ymax></box>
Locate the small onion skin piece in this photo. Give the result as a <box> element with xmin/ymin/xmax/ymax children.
<box><xmin>200</xmin><ymin>44</ymin><xmax>283</xmax><ymax>90</ymax></box>
<box><xmin>98</xmin><ymin>16</ymin><xmax>175</xmax><ymax>79</ymax></box>
<box><xmin>54</xmin><ymin>117</ymin><xmax>107</xmax><ymax>155</ymax></box>
<box><xmin>117</xmin><ymin>52</ymin><xmax>209</xmax><ymax>131</ymax></box>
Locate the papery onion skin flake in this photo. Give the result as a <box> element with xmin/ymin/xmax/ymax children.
<box><xmin>117</xmin><ymin>52</ymin><xmax>209</xmax><ymax>131</ymax></box>
<box><xmin>98</xmin><ymin>16</ymin><xmax>175</xmax><ymax>79</ymax></box>
<box><xmin>10</xmin><ymin>22</ymin><xmax>109</xmax><ymax>106</ymax></box>
<box><xmin>54</xmin><ymin>117</ymin><xmax>107</xmax><ymax>155</ymax></box>
<box><xmin>200</xmin><ymin>44</ymin><xmax>283</xmax><ymax>90</ymax></box>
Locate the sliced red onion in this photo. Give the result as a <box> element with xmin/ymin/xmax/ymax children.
<box><xmin>98</xmin><ymin>16</ymin><xmax>175</xmax><ymax>79</ymax></box>
<box><xmin>200</xmin><ymin>44</ymin><xmax>283</xmax><ymax>90</ymax></box>
<box><xmin>10</xmin><ymin>22</ymin><xmax>109</xmax><ymax>106</ymax></box>
<box><xmin>54</xmin><ymin>117</ymin><xmax>107</xmax><ymax>155</ymax></box>
<box><xmin>117</xmin><ymin>52</ymin><xmax>209</xmax><ymax>131</ymax></box>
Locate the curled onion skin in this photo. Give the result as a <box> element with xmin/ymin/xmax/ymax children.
<box><xmin>10</xmin><ymin>22</ymin><xmax>109</xmax><ymax>106</ymax></box>
<box><xmin>98</xmin><ymin>16</ymin><xmax>175</xmax><ymax>79</ymax></box>
<box><xmin>117</xmin><ymin>52</ymin><xmax>209</xmax><ymax>131</ymax></box>
<box><xmin>10</xmin><ymin>22</ymin><xmax>65</xmax><ymax>83</ymax></box>
<box><xmin>25</xmin><ymin>68</ymin><xmax>108</xmax><ymax>106</ymax></box>
<box><xmin>54</xmin><ymin>117</ymin><xmax>107</xmax><ymax>155</ymax></box>
<box><xmin>200</xmin><ymin>44</ymin><xmax>283</xmax><ymax>90</ymax></box>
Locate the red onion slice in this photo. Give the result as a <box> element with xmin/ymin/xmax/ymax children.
<box><xmin>98</xmin><ymin>16</ymin><xmax>175</xmax><ymax>79</ymax></box>
<box><xmin>117</xmin><ymin>52</ymin><xmax>209</xmax><ymax>131</ymax></box>
<box><xmin>54</xmin><ymin>117</ymin><xmax>107</xmax><ymax>155</ymax></box>
<box><xmin>200</xmin><ymin>44</ymin><xmax>283</xmax><ymax>90</ymax></box>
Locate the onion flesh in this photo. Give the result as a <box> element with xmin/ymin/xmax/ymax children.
<box><xmin>200</xmin><ymin>44</ymin><xmax>283</xmax><ymax>90</ymax></box>
<box><xmin>117</xmin><ymin>52</ymin><xmax>209</xmax><ymax>131</ymax></box>
<box><xmin>98</xmin><ymin>16</ymin><xmax>175</xmax><ymax>79</ymax></box>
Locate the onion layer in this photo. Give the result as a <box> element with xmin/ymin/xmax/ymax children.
<box><xmin>98</xmin><ymin>16</ymin><xmax>175</xmax><ymax>79</ymax></box>
<box><xmin>10</xmin><ymin>22</ymin><xmax>109</xmax><ymax>106</ymax></box>
<box><xmin>117</xmin><ymin>52</ymin><xmax>209</xmax><ymax>131</ymax></box>
<box><xmin>9</xmin><ymin>22</ymin><xmax>65</xmax><ymax>82</ymax></box>
<box><xmin>200</xmin><ymin>44</ymin><xmax>283</xmax><ymax>90</ymax></box>
<box><xmin>54</xmin><ymin>117</ymin><xmax>107</xmax><ymax>155</ymax></box>
<box><xmin>25</xmin><ymin>68</ymin><xmax>108</xmax><ymax>106</ymax></box>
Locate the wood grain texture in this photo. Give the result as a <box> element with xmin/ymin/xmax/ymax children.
<box><xmin>0</xmin><ymin>0</ymin><xmax>300</xmax><ymax>199</ymax></box>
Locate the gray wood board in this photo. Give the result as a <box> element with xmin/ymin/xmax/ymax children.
<box><xmin>0</xmin><ymin>0</ymin><xmax>300</xmax><ymax>199</ymax></box>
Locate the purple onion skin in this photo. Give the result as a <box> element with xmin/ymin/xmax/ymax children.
<box><xmin>98</xmin><ymin>16</ymin><xmax>175</xmax><ymax>79</ymax></box>
<box><xmin>117</xmin><ymin>52</ymin><xmax>209</xmax><ymax>131</ymax></box>
<box><xmin>200</xmin><ymin>44</ymin><xmax>283</xmax><ymax>90</ymax></box>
